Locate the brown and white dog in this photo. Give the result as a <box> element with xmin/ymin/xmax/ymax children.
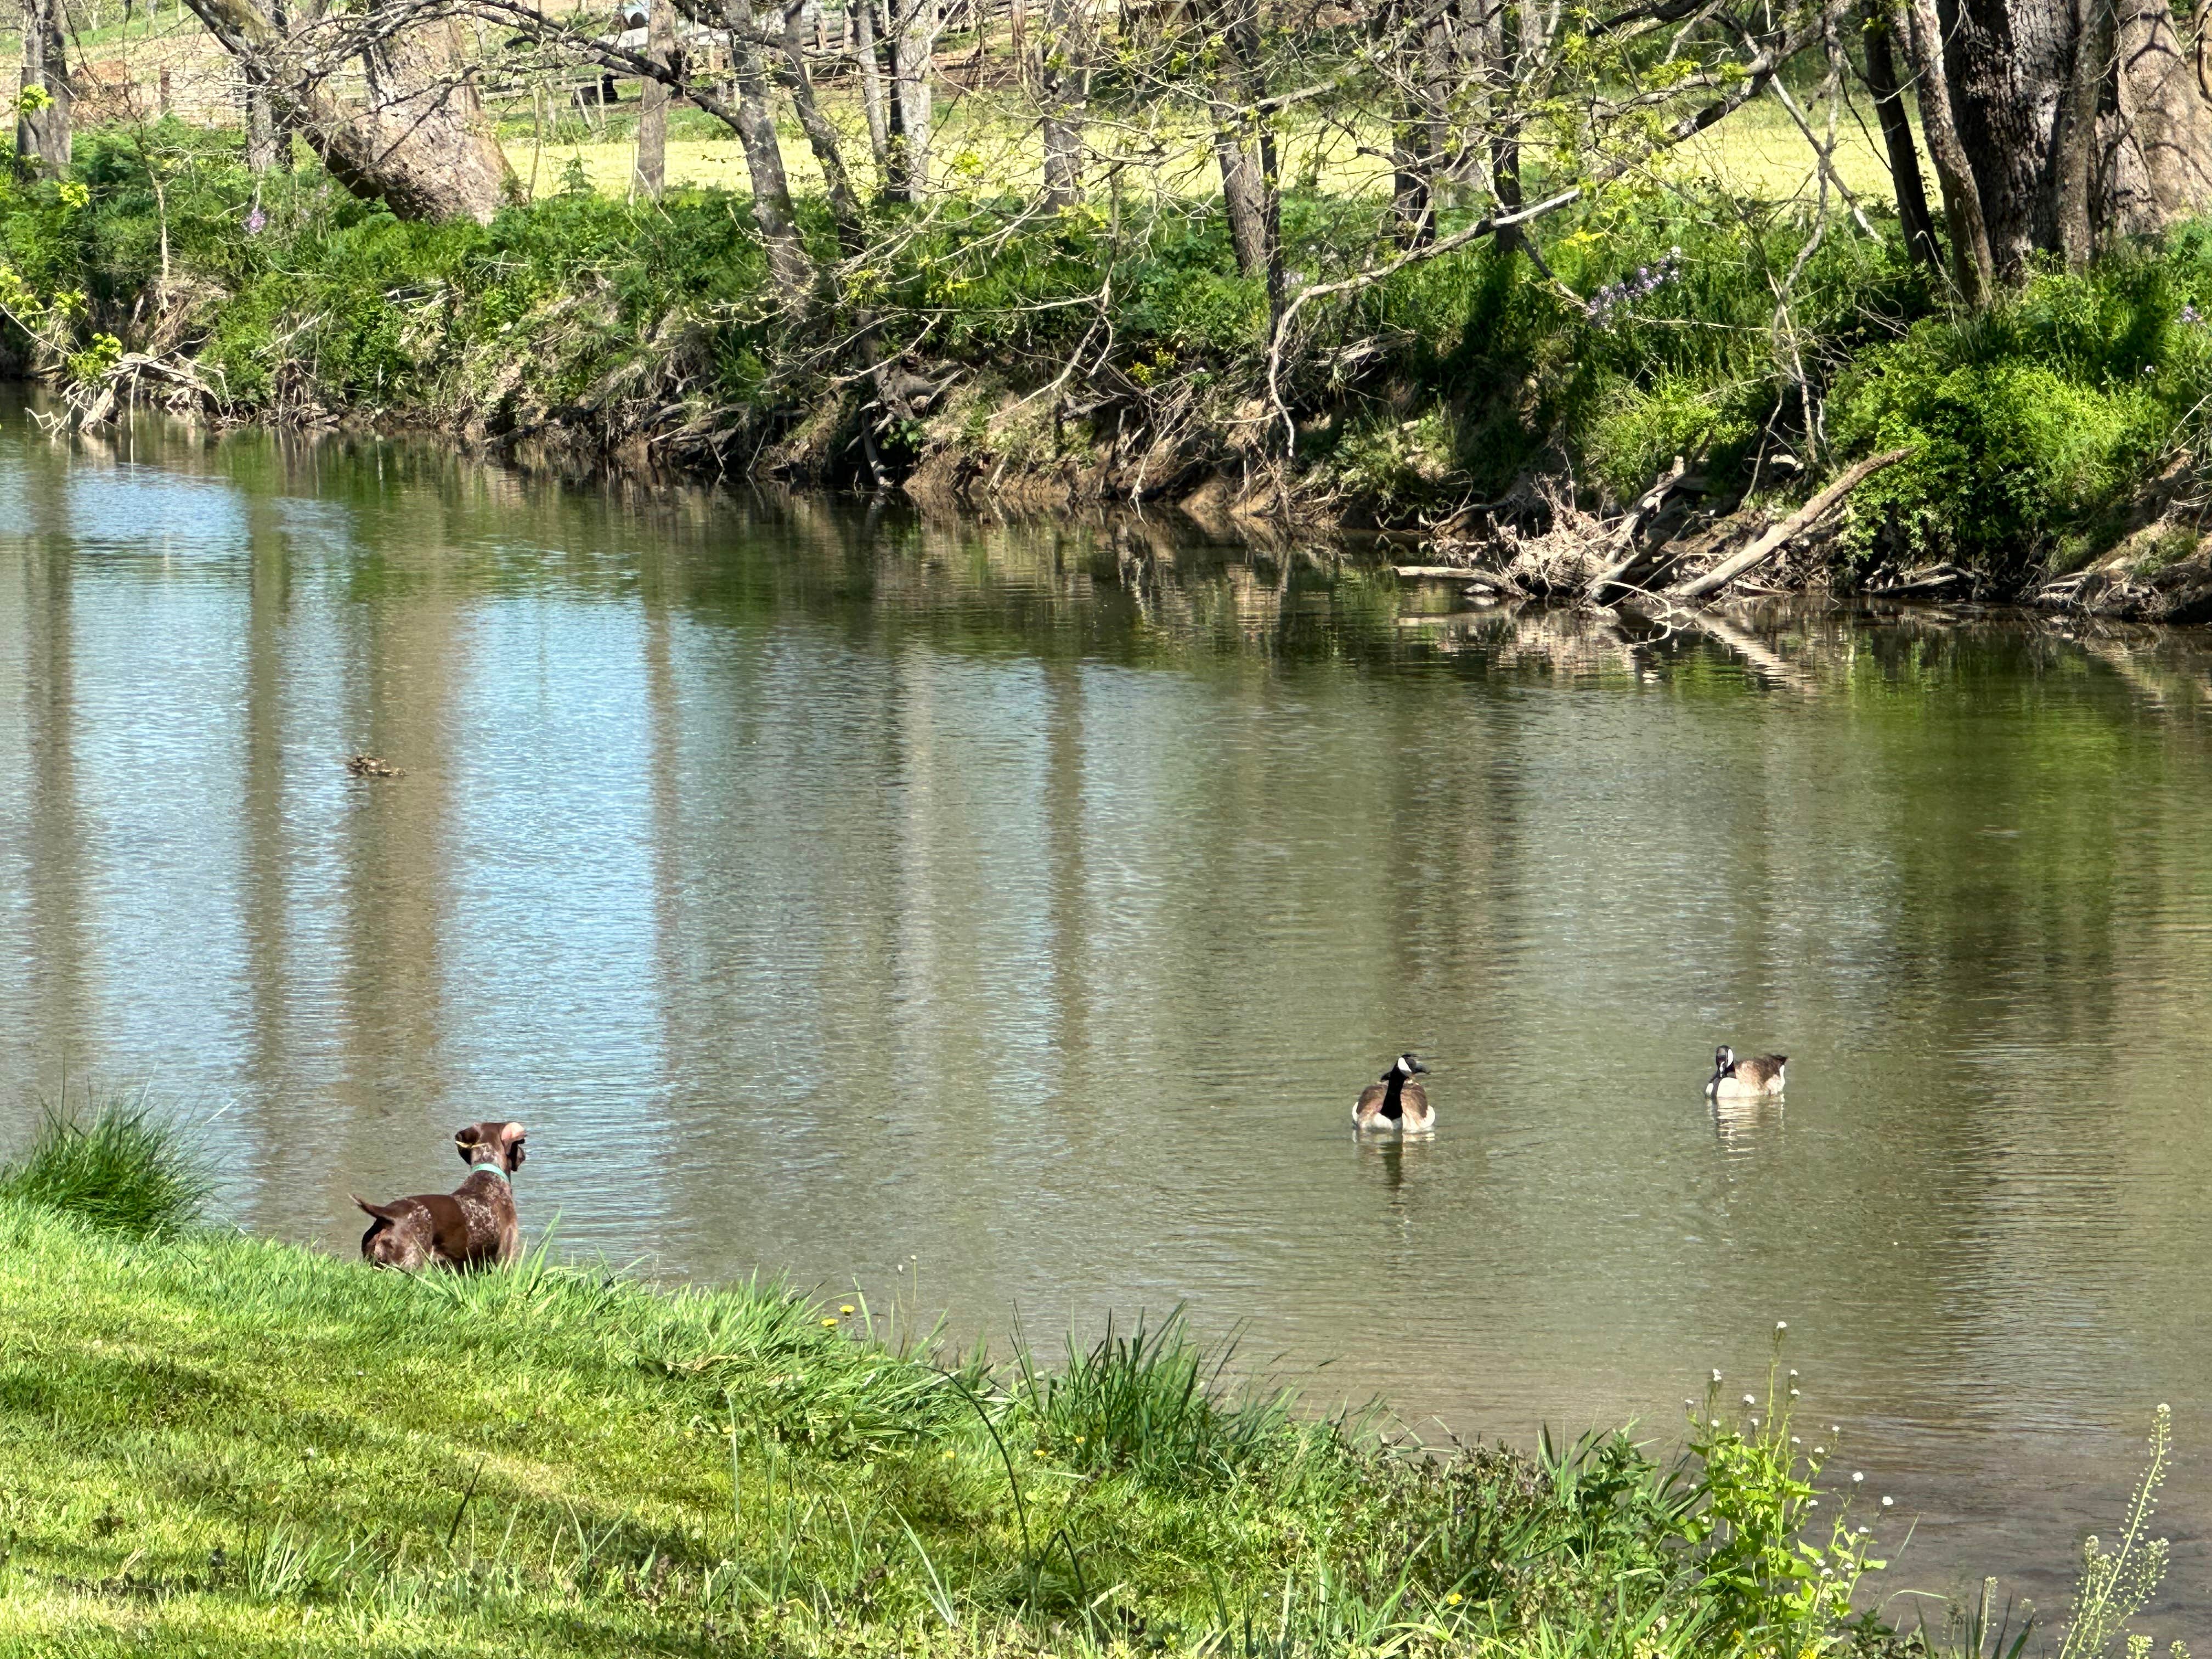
<box><xmin>353</xmin><ymin>1121</ymin><xmax>527</xmax><ymax>1271</ymax></box>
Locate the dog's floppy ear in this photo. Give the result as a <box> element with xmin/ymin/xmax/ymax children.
<box><xmin>455</xmin><ymin>1124</ymin><xmax>483</xmax><ymax>1165</ymax></box>
<box><xmin>500</xmin><ymin>1121</ymin><xmax>527</xmax><ymax>1169</ymax></box>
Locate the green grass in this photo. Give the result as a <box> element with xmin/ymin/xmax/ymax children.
<box><xmin>0</xmin><ymin>1121</ymin><xmax>1923</xmax><ymax>1659</ymax></box>
<box><xmin>0</xmin><ymin>1105</ymin><xmax>2180</xmax><ymax>1657</ymax></box>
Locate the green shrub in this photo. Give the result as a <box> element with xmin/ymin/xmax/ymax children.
<box><xmin>1589</xmin><ymin>373</ymin><xmax>1760</xmax><ymax>502</ymax></box>
<box><xmin>1837</xmin><ymin>354</ymin><xmax>2162</xmax><ymax>575</ymax></box>
<box><xmin>1314</xmin><ymin>407</ymin><xmax>1464</xmax><ymax>510</ymax></box>
<box><xmin>26</xmin><ymin>118</ymin><xmax>2212</xmax><ymax>573</ymax></box>
<box><xmin>1831</xmin><ymin>255</ymin><xmax>2212</xmax><ymax>579</ymax></box>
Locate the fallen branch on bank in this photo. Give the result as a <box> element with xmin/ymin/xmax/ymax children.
<box><xmin>1585</xmin><ymin>455</ymin><xmax>1700</xmax><ymax>603</ymax></box>
<box><xmin>42</xmin><ymin>352</ymin><xmax>233</xmax><ymax>432</ymax></box>
<box><xmin>1668</xmin><ymin>447</ymin><xmax>1914</xmax><ymax>601</ymax></box>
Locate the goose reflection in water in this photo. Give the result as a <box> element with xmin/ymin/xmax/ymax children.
<box><xmin>1709</xmin><ymin>1090</ymin><xmax>1784</xmax><ymax>1163</ymax></box>
<box><xmin>1356</xmin><ymin>1133</ymin><xmax>1433</xmax><ymax>1239</ymax></box>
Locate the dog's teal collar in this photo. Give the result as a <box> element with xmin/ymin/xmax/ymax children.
<box><xmin>465</xmin><ymin>1162</ymin><xmax>511</xmax><ymax>1184</ymax></box>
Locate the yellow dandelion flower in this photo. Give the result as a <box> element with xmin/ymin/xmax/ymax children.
<box><xmin>840</xmin><ymin>1305</ymin><xmax>856</xmax><ymax>1315</ymax></box>
<box><xmin>821</xmin><ymin>1317</ymin><xmax>839</xmax><ymax>1327</ymax></box>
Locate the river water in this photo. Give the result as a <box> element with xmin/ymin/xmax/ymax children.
<box><xmin>0</xmin><ymin>404</ymin><xmax>2205</xmax><ymax>1619</ymax></box>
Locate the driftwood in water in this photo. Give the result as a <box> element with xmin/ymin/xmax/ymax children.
<box><xmin>1669</xmin><ymin>448</ymin><xmax>1914</xmax><ymax>601</ymax></box>
<box><xmin>1585</xmin><ymin>456</ymin><xmax>1702</xmax><ymax>603</ymax></box>
<box><xmin>1868</xmin><ymin>562</ymin><xmax>1973</xmax><ymax>599</ymax></box>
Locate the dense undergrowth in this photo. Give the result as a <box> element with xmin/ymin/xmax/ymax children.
<box><xmin>12</xmin><ymin>122</ymin><xmax>2212</xmax><ymax>587</ymax></box>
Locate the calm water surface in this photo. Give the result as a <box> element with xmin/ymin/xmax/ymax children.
<box><xmin>1</xmin><ymin>406</ymin><xmax>2208</xmax><ymax>1617</ymax></box>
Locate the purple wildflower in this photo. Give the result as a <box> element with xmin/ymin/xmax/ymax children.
<box><xmin>246</xmin><ymin>206</ymin><xmax>267</xmax><ymax>235</ymax></box>
<box><xmin>1585</xmin><ymin>246</ymin><xmax>1683</xmax><ymax>328</ymax></box>
<box><xmin>2183</xmin><ymin>302</ymin><xmax>2202</xmax><ymax>326</ymax></box>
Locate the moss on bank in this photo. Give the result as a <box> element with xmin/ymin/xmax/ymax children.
<box><xmin>13</xmin><ymin>124</ymin><xmax>2212</xmax><ymax>591</ymax></box>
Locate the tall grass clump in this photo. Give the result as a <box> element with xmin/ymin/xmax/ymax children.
<box><xmin>1308</xmin><ymin>189</ymin><xmax>1941</xmax><ymax>512</ymax></box>
<box><xmin>1011</xmin><ymin>1305</ymin><xmax>1312</xmax><ymax>1489</ymax></box>
<box><xmin>0</xmin><ymin>1081</ymin><xmax>215</xmax><ymax>1236</ymax></box>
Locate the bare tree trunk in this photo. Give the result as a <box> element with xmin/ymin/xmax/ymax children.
<box><xmin>2099</xmin><ymin>0</ymin><xmax>2212</xmax><ymax>234</ymax></box>
<box><xmin>356</xmin><ymin>13</ymin><xmax>512</xmax><ymax>219</ymax></box>
<box><xmin>1383</xmin><ymin>1</ymin><xmax>1427</xmax><ymax>246</ymax></box>
<box><xmin>1039</xmin><ymin>0</ymin><xmax>1084</xmax><ymax>207</ymax></box>
<box><xmin>2051</xmin><ymin>0</ymin><xmax>2111</xmax><ymax>264</ymax></box>
<box><xmin>881</xmin><ymin>0</ymin><xmax>913</xmax><ymax>195</ymax></box>
<box><xmin>1939</xmin><ymin>0</ymin><xmax>2212</xmax><ymax>274</ymax></box>
<box><xmin>1210</xmin><ymin>120</ymin><xmax>1274</xmax><ymax>290</ymax></box>
<box><xmin>1481</xmin><ymin>0</ymin><xmax>1525</xmax><ymax>254</ymax></box>
<box><xmin>270</xmin><ymin>0</ymin><xmax>295</xmax><ymax>170</ymax></box>
<box><xmin>1943</xmin><ymin>0</ymin><xmax>2067</xmax><ymax>276</ymax></box>
<box><xmin>891</xmin><ymin>0</ymin><xmax>935</xmax><ymax>198</ymax></box>
<box><xmin>16</xmin><ymin>0</ymin><xmax>70</xmax><ymax>173</ymax></box>
<box><xmin>246</xmin><ymin>80</ymin><xmax>277</xmax><ymax>172</ymax></box>
<box><xmin>1385</xmin><ymin>0</ymin><xmax>1448</xmax><ymax>247</ymax></box>
<box><xmin>1862</xmin><ymin>0</ymin><xmax>1939</xmax><ymax>267</ymax></box>
<box><xmin>778</xmin><ymin>0</ymin><xmax>867</xmax><ymax>251</ymax></box>
<box><xmin>1417</xmin><ymin>0</ymin><xmax>1452</xmax><ymax>219</ymax></box>
<box><xmin>182</xmin><ymin>0</ymin><xmax>512</xmax><ymax>221</ymax></box>
<box><xmin>853</xmin><ymin>0</ymin><xmax>893</xmax><ymax>187</ymax></box>
<box><xmin>1918</xmin><ymin>0</ymin><xmax>2212</xmax><ymax>279</ymax></box>
<box><xmin>635</xmin><ymin>0</ymin><xmax>673</xmax><ymax>199</ymax></box>
<box><xmin>1204</xmin><ymin>0</ymin><xmax>1279</xmax><ymax>312</ymax></box>
<box><xmin>727</xmin><ymin>8</ymin><xmax>814</xmax><ymax>290</ymax></box>
<box><xmin>1905</xmin><ymin>0</ymin><xmax>1994</xmax><ymax>302</ymax></box>
<box><xmin>41</xmin><ymin>0</ymin><xmax>67</xmax><ymax>172</ymax></box>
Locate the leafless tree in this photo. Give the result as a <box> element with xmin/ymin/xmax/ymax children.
<box><xmin>179</xmin><ymin>0</ymin><xmax>513</xmax><ymax>219</ymax></box>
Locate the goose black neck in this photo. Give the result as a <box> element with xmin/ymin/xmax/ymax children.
<box><xmin>1380</xmin><ymin>1070</ymin><xmax>1404</xmax><ymax>1119</ymax></box>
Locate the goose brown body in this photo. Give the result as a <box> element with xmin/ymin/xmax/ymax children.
<box><xmin>1353</xmin><ymin>1054</ymin><xmax>1433</xmax><ymax>1132</ymax></box>
<box><xmin>1705</xmin><ymin>1046</ymin><xmax>1786</xmax><ymax>1099</ymax></box>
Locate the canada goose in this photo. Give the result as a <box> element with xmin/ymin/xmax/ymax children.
<box><xmin>1706</xmin><ymin>1045</ymin><xmax>1786</xmax><ymax>1099</ymax></box>
<box><xmin>1353</xmin><ymin>1053</ymin><xmax>1433</xmax><ymax>1132</ymax></box>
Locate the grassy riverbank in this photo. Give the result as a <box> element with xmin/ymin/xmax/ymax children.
<box><xmin>13</xmin><ymin>118</ymin><xmax>2212</xmax><ymax>593</ymax></box>
<box><xmin>0</xmin><ymin>1203</ymin><xmax>1895</xmax><ymax>1659</ymax></box>
<box><xmin>0</xmin><ymin>1107</ymin><xmax>1976</xmax><ymax>1658</ymax></box>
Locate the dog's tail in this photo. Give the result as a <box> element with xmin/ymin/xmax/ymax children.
<box><xmin>353</xmin><ymin>1195</ymin><xmax>410</xmax><ymax>1221</ymax></box>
